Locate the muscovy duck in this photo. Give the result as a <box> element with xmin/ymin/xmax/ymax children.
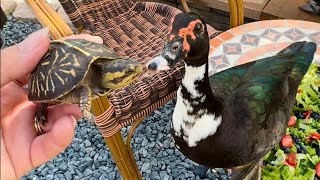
<box><xmin>147</xmin><ymin>12</ymin><xmax>317</xmax><ymax>179</ymax></box>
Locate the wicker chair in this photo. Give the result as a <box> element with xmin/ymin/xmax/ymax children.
<box><xmin>25</xmin><ymin>0</ymin><xmax>244</xmax><ymax>179</ymax></box>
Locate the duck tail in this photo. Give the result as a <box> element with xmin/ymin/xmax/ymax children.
<box><xmin>231</xmin><ymin>160</ymin><xmax>262</xmax><ymax>180</ymax></box>
<box><xmin>279</xmin><ymin>41</ymin><xmax>317</xmax><ymax>86</ymax></box>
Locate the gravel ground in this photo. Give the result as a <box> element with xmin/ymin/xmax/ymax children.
<box><xmin>1</xmin><ymin>16</ymin><xmax>230</xmax><ymax>180</ymax></box>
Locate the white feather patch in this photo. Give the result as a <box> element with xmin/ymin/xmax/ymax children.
<box><xmin>146</xmin><ymin>56</ymin><xmax>170</xmax><ymax>70</ymax></box>
<box><xmin>172</xmin><ymin>64</ymin><xmax>222</xmax><ymax>147</ymax></box>
<box><xmin>182</xmin><ymin>63</ymin><xmax>206</xmax><ymax>98</ymax></box>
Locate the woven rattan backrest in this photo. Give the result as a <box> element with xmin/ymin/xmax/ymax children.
<box><xmin>57</xmin><ymin>0</ymin><xmax>188</xmax><ymax>137</ymax></box>
<box><xmin>60</xmin><ymin>0</ymin><xmax>135</xmax><ymax>27</ymax></box>
<box><xmin>59</xmin><ymin>0</ymin><xmax>180</xmax><ymax>65</ymax></box>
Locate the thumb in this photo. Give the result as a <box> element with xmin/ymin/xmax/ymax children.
<box><xmin>30</xmin><ymin>115</ymin><xmax>76</xmax><ymax>168</ymax></box>
<box><xmin>0</xmin><ymin>28</ymin><xmax>50</xmax><ymax>87</ymax></box>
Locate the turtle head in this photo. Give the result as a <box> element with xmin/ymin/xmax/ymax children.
<box><xmin>147</xmin><ymin>12</ymin><xmax>209</xmax><ymax>71</ymax></box>
<box><xmin>97</xmin><ymin>59</ymin><xmax>143</xmax><ymax>89</ymax></box>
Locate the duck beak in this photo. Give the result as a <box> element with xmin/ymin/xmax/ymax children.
<box><xmin>147</xmin><ymin>40</ymin><xmax>184</xmax><ymax>71</ymax></box>
<box><xmin>146</xmin><ymin>55</ymin><xmax>171</xmax><ymax>71</ymax></box>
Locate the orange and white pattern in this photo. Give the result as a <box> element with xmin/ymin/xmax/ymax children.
<box><xmin>208</xmin><ymin>20</ymin><xmax>320</xmax><ymax>76</ymax></box>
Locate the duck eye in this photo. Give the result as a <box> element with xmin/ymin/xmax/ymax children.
<box><xmin>195</xmin><ymin>23</ymin><xmax>202</xmax><ymax>31</ymax></box>
<box><xmin>171</xmin><ymin>42</ymin><xmax>180</xmax><ymax>52</ymax></box>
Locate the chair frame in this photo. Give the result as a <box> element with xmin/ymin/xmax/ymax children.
<box><xmin>24</xmin><ymin>0</ymin><xmax>244</xmax><ymax>179</ymax></box>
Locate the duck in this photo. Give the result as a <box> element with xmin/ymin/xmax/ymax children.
<box><xmin>147</xmin><ymin>12</ymin><xmax>317</xmax><ymax>179</ymax></box>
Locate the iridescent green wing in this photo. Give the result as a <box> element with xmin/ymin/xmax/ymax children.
<box><xmin>209</xmin><ymin>54</ymin><xmax>295</xmax><ymax>125</ymax></box>
<box><xmin>208</xmin><ymin>61</ymin><xmax>255</xmax><ymax>101</ymax></box>
<box><xmin>233</xmin><ymin>42</ymin><xmax>316</xmax><ymax>126</ymax></box>
<box><xmin>234</xmin><ymin>57</ymin><xmax>295</xmax><ymax>124</ymax></box>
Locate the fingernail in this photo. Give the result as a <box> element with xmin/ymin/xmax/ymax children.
<box><xmin>92</xmin><ymin>36</ymin><xmax>103</xmax><ymax>44</ymax></box>
<box><xmin>19</xmin><ymin>27</ymin><xmax>49</xmax><ymax>52</ymax></box>
<box><xmin>70</xmin><ymin>115</ymin><xmax>77</xmax><ymax>127</ymax></box>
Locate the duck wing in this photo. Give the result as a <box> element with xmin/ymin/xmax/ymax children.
<box><xmin>208</xmin><ymin>42</ymin><xmax>316</xmax><ymax>159</ymax></box>
<box><xmin>209</xmin><ymin>41</ymin><xmax>316</xmax><ymax>128</ymax></box>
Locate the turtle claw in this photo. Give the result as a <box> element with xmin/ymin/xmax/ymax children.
<box><xmin>39</xmin><ymin>115</ymin><xmax>47</xmax><ymax>125</ymax></box>
<box><xmin>36</xmin><ymin>103</ymin><xmax>48</xmax><ymax>125</ymax></box>
<box><xmin>88</xmin><ymin>114</ymin><xmax>96</xmax><ymax>125</ymax></box>
<box><xmin>81</xmin><ymin>109</ymin><xmax>95</xmax><ymax>124</ymax></box>
<box><xmin>85</xmin><ymin>113</ymin><xmax>95</xmax><ymax>125</ymax></box>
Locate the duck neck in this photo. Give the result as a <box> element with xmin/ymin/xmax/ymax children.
<box><xmin>181</xmin><ymin>58</ymin><xmax>221</xmax><ymax>116</ymax></box>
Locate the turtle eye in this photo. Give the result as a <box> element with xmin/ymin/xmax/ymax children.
<box><xmin>195</xmin><ymin>23</ymin><xmax>202</xmax><ymax>31</ymax></box>
<box><xmin>171</xmin><ymin>42</ymin><xmax>180</xmax><ymax>52</ymax></box>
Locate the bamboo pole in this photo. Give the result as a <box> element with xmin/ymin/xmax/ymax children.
<box><xmin>92</xmin><ymin>96</ymin><xmax>142</xmax><ymax>180</ymax></box>
<box><xmin>181</xmin><ymin>0</ymin><xmax>191</xmax><ymax>12</ymax></box>
<box><xmin>37</xmin><ymin>0</ymin><xmax>74</xmax><ymax>36</ymax></box>
<box><xmin>228</xmin><ymin>0</ymin><xmax>239</xmax><ymax>28</ymax></box>
<box><xmin>24</xmin><ymin>0</ymin><xmax>62</xmax><ymax>39</ymax></box>
<box><xmin>236</xmin><ymin>0</ymin><xmax>244</xmax><ymax>25</ymax></box>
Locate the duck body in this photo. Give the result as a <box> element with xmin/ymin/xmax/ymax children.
<box><xmin>171</xmin><ymin>57</ymin><xmax>295</xmax><ymax>168</ymax></box>
<box><xmin>147</xmin><ymin>12</ymin><xmax>317</xmax><ymax>178</ymax></box>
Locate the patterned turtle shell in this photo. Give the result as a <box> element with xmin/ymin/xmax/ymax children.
<box><xmin>28</xmin><ymin>39</ymin><xmax>121</xmax><ymax>102</ymax></box>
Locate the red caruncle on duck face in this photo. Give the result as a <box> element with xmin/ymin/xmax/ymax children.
<box><xmin>177</xmin><ymin>19</ymin><xmax>202</xmax><ymax>52</ymax></box>
<box><xmin>168</xmin><ymin>18</ymin><xmax>205</xmax><ymax>53</ymax></box>
<box><xmin>147</xmin><ymin>12</ymin><xmax>209</xmax><ymax>71</ymax></box>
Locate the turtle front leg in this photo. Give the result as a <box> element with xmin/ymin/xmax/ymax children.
<box><xmin>36</xmin><ymin>103</ymin><xmax>48</xmax><ymax>125</ymax></box>
<box><xmin>79</xmin><ymin>85</ymin><xmax>95</xmax><ymax>124</ymax></box>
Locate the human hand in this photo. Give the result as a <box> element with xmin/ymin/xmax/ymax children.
<box><xmin>0</xmin><ymin>28</ymin><xmax>103</xmax><ymax>180</ymax></box>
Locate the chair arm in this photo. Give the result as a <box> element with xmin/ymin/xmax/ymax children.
<box><xmin>180</xmin><ymin>0</ymin><xmax>244</xmax><ymax>28</ymax></box>
<box><xmin>24</xmin><ymin>0</ymin><xmax>74</xmax><ymax>39</ymax></box>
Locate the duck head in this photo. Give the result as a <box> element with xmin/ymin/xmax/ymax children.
<box><xmin>147</xmin><ymin>12</ymin><xmax>210</xmax><ymax>71</ymax></box>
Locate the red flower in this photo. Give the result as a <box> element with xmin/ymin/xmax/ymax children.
<box><xmin>306</xmin><ymin>132</ymin><xmax>320</xmax><ymax>143</ymax></box>
<box><xmin>284</xmin><ymin>153</ymin><xmax>297</xmax><ymax>168</ymax></box>
<box><xmin>288</xmin><ymin>116</ymin><xmax>297</xmax><ymax>127</ymax></box>
<box><xmin>316</xmin><ymin>162</ymin><xmax>320</xmax><ymax>177</ymax></box>
<box><xmin>303</xmin><ymin>109</ymin><xmax>312</xmax><ymax>119</ymax></box>
<box><xmin>310</xmin><ymin>132</ymin><xmax>320</xmax><ymax>140</ymax></box>
<box><xmin>281</xmin><ymin>135</ymin><xmax>294</xmax><ymax>148</ymax></box>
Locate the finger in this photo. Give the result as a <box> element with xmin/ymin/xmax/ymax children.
<box><xmin>30</xmin><ymin>115</ymin><xmax>76</xmax><ymax>168</ymax></box>
<box><xmin>1</xmin><ymin>101</ymin><xmax>38</xmax><ymax>178</ymax></box>
<box><xmin>15</xmin><ymin>75</ymin><xmax>31</xmax><ymax>85</ymax></box>
<box><xmin>0</xmin><ymin>82</ymin><xmax>28</xmax><ymax>118</ymax></box>
<box><xmin>1</xmin><ymin>134</ymin><xmax>16</xmax><ymax>180</ymax></box>
<box><xmin>40</xmin><ymin>104</ymin><xmax>82</xmax><ymax>132</ymax></box>
<box><xmin>0</xmin><ymin>28</ymin><xmax>50</xmax><ymax>87</ymax></box>
<box><xmin>62</xmin><ymin>34</ymin><xmax>103</xmax><ymax>44</ymax></box>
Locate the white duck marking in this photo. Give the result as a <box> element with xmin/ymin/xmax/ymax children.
<box><xmin>146</xmin><ymin>56</ymin><xmax>170</xmax><ymax>70</ymax></box>
<box><xmin>172</xmin><ymin>63</ymin><xmax>222</xmax><ymax>147</ymax></box>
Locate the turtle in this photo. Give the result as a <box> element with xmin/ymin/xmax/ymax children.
<box><xmin>28</xmin><ymin>38</ymin><xmax>143</xmax><ymax>124</ymax></box>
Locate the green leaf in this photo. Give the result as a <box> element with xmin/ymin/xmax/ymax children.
<box><xmin>306</xmin><ymin>146</ymin><xmax>316</xmax><ymax>156</ymax></box>
<box><xmin>303</xmin><ymin>168</ymin><xmax>315</xmax><ymax>180</ymax></box>
<box><xmin>310</xmin><ymin>155</ymin><xmax>319</xmax><ymax>165</ymax></box>
<box><xmin>281</xmin><ymin>166</ymin><xmax>295</xmax><ymax>179</ymax></box>
<box><xmin>262</xmin><ymin>64</ymin><xmax>319</xmax><ymax>179</ymax></box>
<box><xmin>263</xmin><ymin>151</ymin><xmax>272</xmax><ymax>161</ymax></box>
<box><xmin>294</xmin><ymin>64</ymin><xmax>320</xmax><ymax>112</ymax></box>
<box><xmin>262</xmin><ymin>165</ymin><xmax>281</xmax><ymax>180</ymax></box>
<box><xmin>302</xmin><ymin>118</ymin><xmax>313</xmax><ymax>124</ymax></box>
<box><xmin>271</xmin><ymin>149</ymin><xmax>286</xmax><ymax>165</ymax></box>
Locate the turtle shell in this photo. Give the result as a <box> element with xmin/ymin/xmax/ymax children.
<box><xmin>28</xmin><ymin>39</ymin><xmax>121</xmax><ymax>102</ymax></box>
